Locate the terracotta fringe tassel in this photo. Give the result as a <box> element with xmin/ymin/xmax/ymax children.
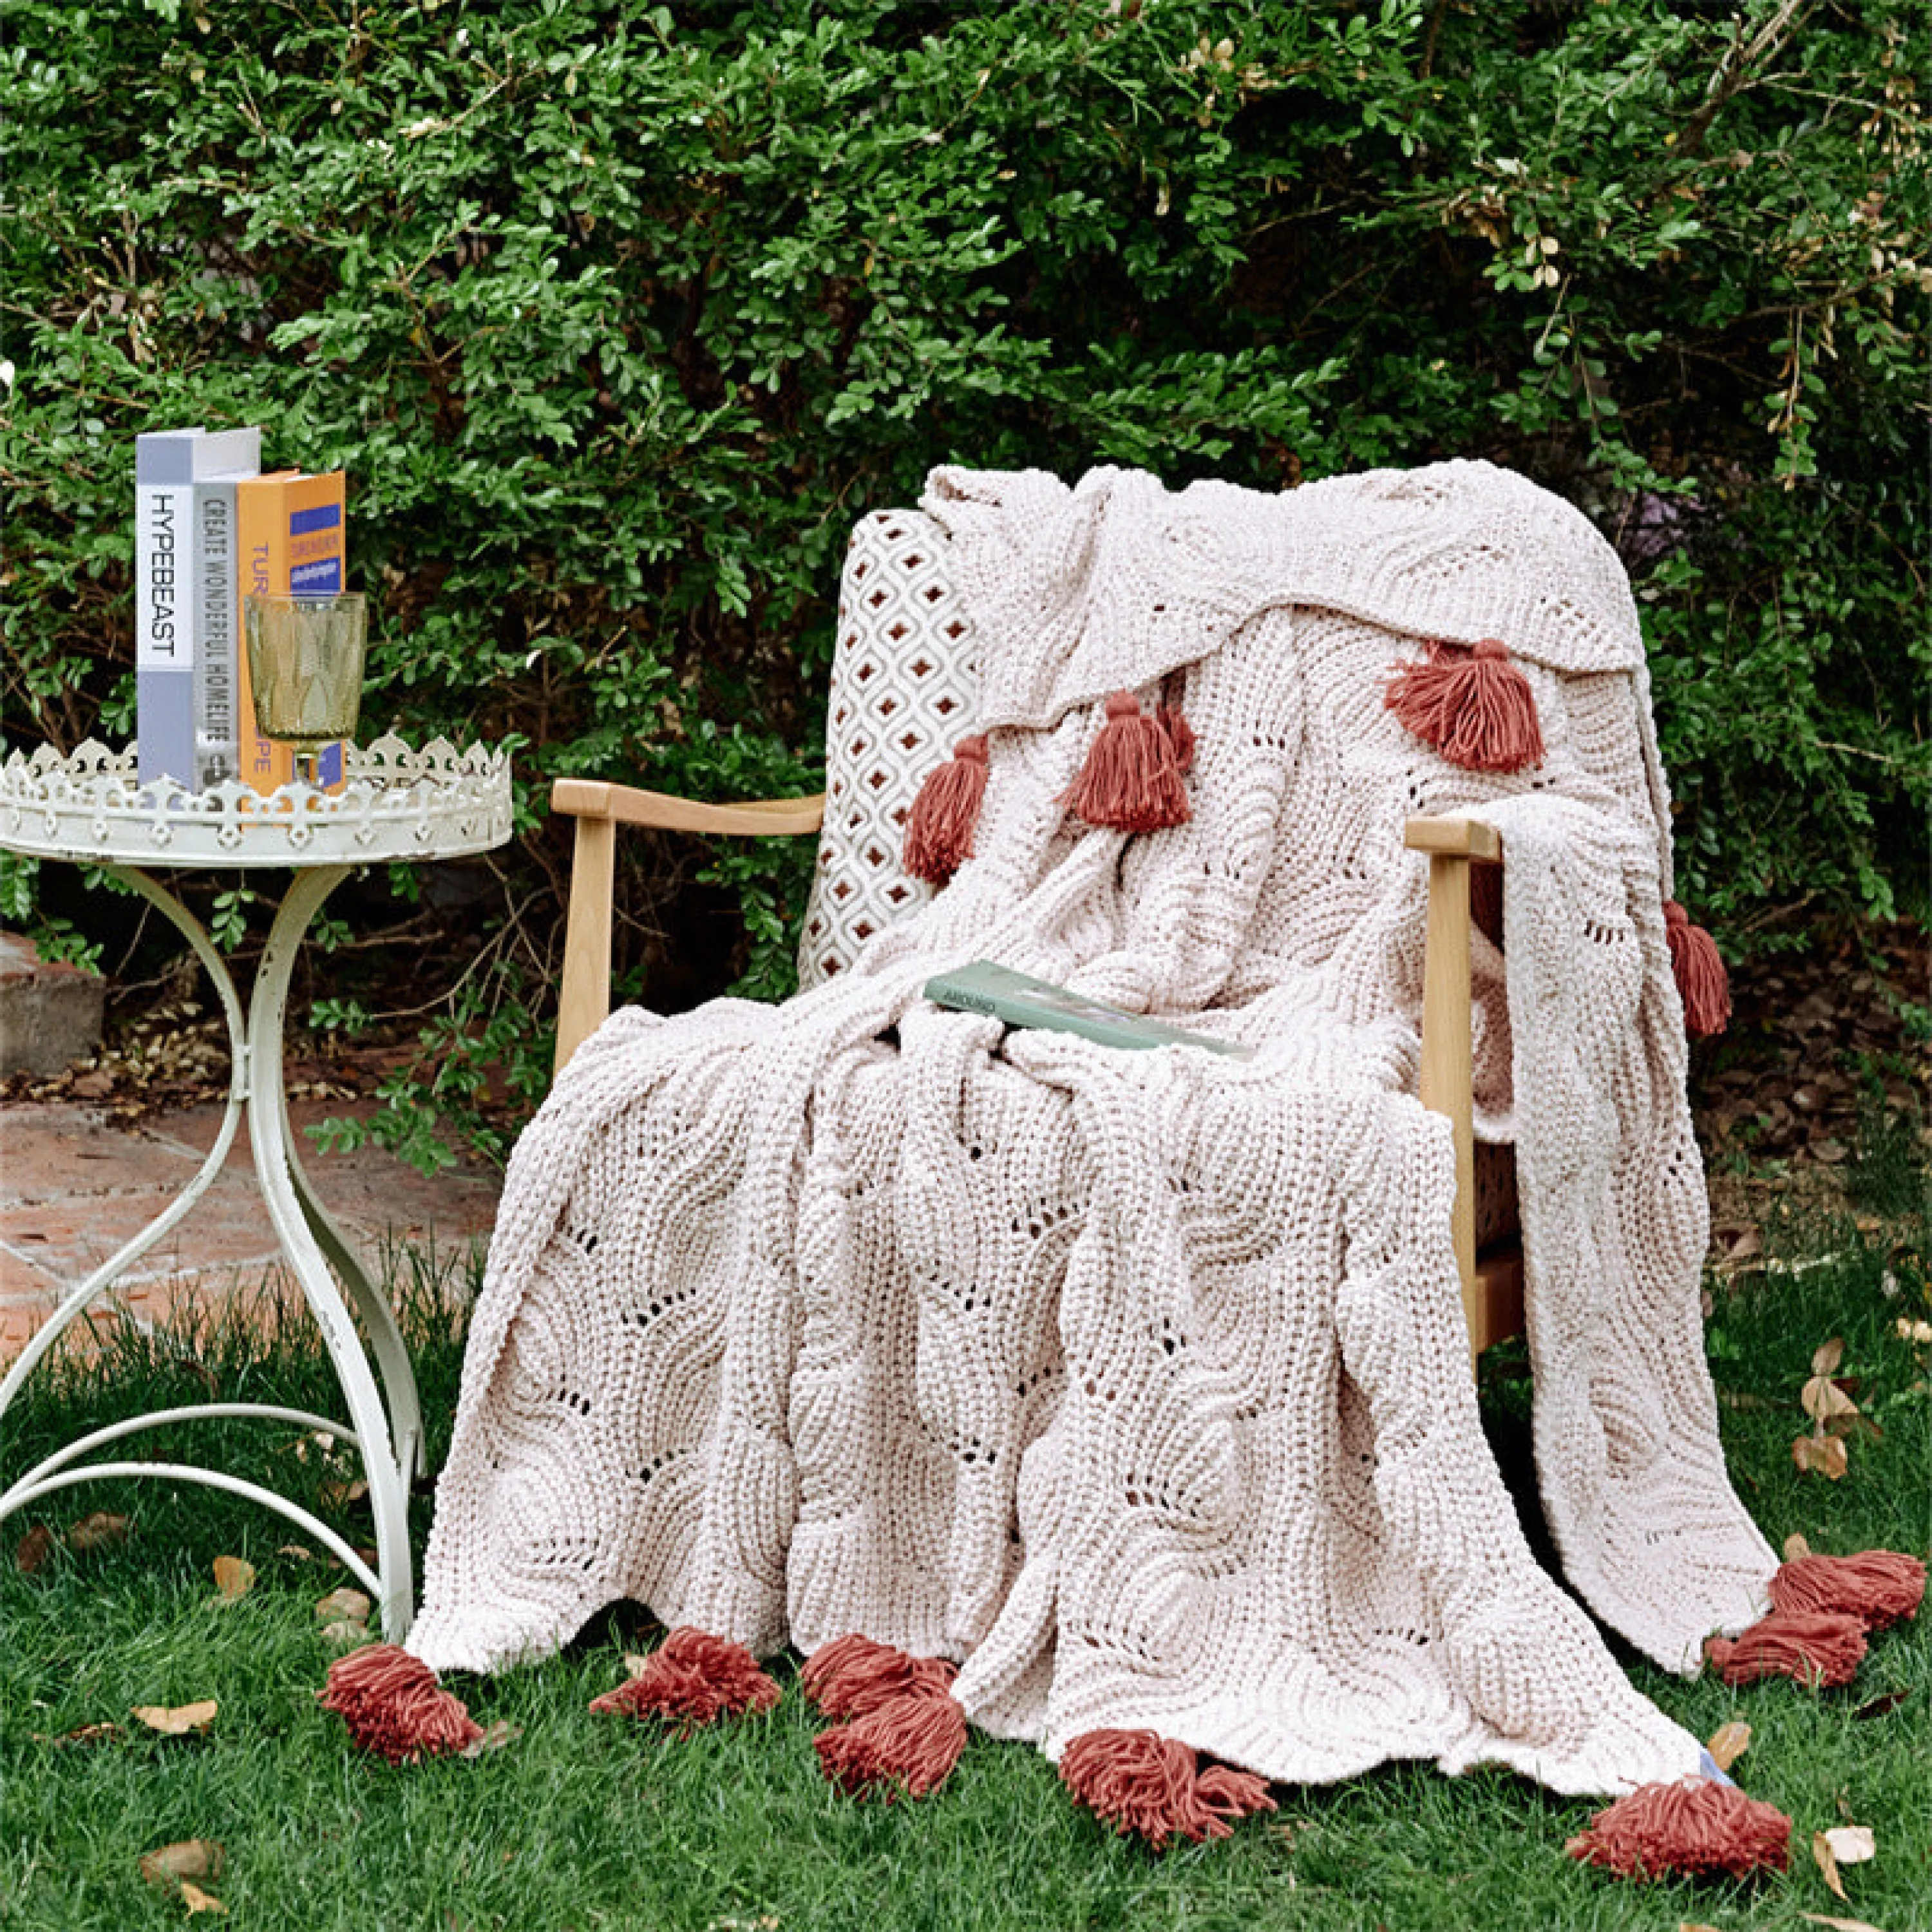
<box><xmin>1384</xmin><ymin>638</ymin><xmax>1544</xmax><ymax>773</ymax></box>
<box><xmin>318</xmin><ymin>1642</ymin><xmax>483</xmax><ymax>1764</ymax></box>
<box><xmin>1566</xmin><ymin>1776</ymin><xmax>1791</xmax><ymax>1882</ymax></box>
<box><xmin>1059</xmin><ymin>1728</ymin><xmax>1276</xmax><ymax>1852</ymax></box>
<box><xmin>1663</xmin><ymin>900</ymin><xmax>1730</xmax><ymax>1036</ymax></box>
<box><xmin>1704</xmin><ymin>1609</ymin><xmax>1868</xmax><ymax>1689</ymax></box>
<box><xmin>1059</xmin><ymin>692</ymin><xmax>1192</xmax><ymax>833</ymax></box>
<box><xmin>903</xmin><ymin>734</ymin><xmax>989</xmax><ymax>886</ymax></box>
<box><xmin>802</xmin><ymin>1634</ymin><xmax>967</xmax><ymax>1799</ymax></box>
<box><xmin>587</xmin><ymin>1627</ymin><xmax>781</xmax><ymax>1734</ymax></box>
<box><xmin>1768</xmin><ymin>1548</ymin><xmax>1926</xmax><ymax>1632</ymax></box>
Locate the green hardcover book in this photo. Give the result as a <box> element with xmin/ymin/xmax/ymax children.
<box><xmin>923</xmin><ymin>960</ymin><xmax>1255</xmax><ymax>1058</ymax></box>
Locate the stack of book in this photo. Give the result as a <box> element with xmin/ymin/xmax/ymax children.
<box><xmin>135</xmin><ymin>427</ymin><xmax>348</xmax><ymax>793</ymax></box>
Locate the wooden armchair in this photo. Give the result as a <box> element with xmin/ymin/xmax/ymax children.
<box><xmin>549</xmin><ymin>780</ymin><xmax>1522</xmax><ymax>1368</ymax></box>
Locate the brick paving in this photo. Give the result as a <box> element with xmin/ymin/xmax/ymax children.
<box><xmin>0</xmin><ymin>1097</ymin><xmax>501</xmax><ymax>1360</ymax></box>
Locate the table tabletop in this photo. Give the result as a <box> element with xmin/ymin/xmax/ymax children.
<box><xmin>0</xmin><ymin>735</ymin><xmax>513</xmax><ymax>870</ymax></box>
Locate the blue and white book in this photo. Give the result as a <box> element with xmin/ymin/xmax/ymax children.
<box><xmin>135</xmin><ymin>426</ymin><xmax>260</xmax><ymax>790</ymax></box>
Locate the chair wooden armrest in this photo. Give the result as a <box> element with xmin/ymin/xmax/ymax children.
<box><xmin>551</xmin><ymin>777</ymin><xmax>827</xmax><ymax>1075</ymax></box>
<box><xmin>1403</xmin><ymin>815</ymin><xmax>1522</xmax><ymax>1366</ymax></box>
<box><xmin>553</xmin><ymin>790</ymin><xmax>1519</xmax><ymax>1365</ymax></box>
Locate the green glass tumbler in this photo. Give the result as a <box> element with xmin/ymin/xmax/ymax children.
<box><xmin>243</xmin><ymin>592</ymin><xmax>368</xmax><ymax>788</ymax></box>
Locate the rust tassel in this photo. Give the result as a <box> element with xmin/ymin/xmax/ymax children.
<box><xmin>1768</xmin><ymin>1549</ymin><xmax>1925</xmax><ymax>1633</ymax></box>
<box><xmin>1566</xmin><ymin>1776</ymin><xmax>1791</xmax><ymax>1882</ymax></box>
<box><xmin>903</xmin><ymin>734</ymin><xmax>989</xmax><ymax>886</ymax></box>
<box><xmin>814</xmin><ymin>1681</ymin><xmax>968</xmax><ymax>1799</ymax></box>
<box><xmin>1059</xmin><ymin>692</ymin><xmax>1191</xmax><ymax>833</ymax></box>
<box><xmin>804</xmin><ymin>1635</ymin><xmax>966</xmax><ymax>1799</ymax></box>
<box><xmin>802</xmin><ymin>1633</ymin><xmax>954</xmax><ymax>1718</ymax></box>
<box><xmin>1156</xmin><ymin>705</ymin><xmax>1196</xmax><ymax>775</ymax></box>
<box><xmin>1703</xmin><ymin>1609</ymin><xmax>1867</xmax><ymax>1689</ymax></box>
<box><xmin>318</xmin><ymin>1642</ymin><xmax>484</xmax><ymax>1764</ymax></box>
<box><xmin>587</xmin><ymin>1626</ymin><xmax>781</xmax><ymax>1734</ymax></box>
<box><xmin>1385</xmin><ymin>638</ymin><xmax>1545</xmax><ymax>773</ymax></box>
<box><xmin>1059</xmin><ymin>1727</ymin><xmax>1275</xmax><ymax>1852</ymax></box>
<box><xmin>1662</xmin><ymin>900</ymin><xmax>1730</xmax><ymax>1036</ymax></box>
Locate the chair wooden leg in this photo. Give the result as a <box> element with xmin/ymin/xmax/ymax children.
<box><xmin>1417</xmin><ymin>849</ymin><xmax>1482</xmax><ymax>1371</ymax></box>
<box><xmin>555</xmin><ymin>813</ymin><xmax>615</xmax><ymax>1077</ymax></box>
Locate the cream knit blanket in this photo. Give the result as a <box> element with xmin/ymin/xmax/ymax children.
<box><xmin>411</xmin><ymin>462</ymin><xmax>1776</xmax><ymax>1797</ymax></box>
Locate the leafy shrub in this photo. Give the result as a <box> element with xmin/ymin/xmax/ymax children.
<box><xmin>3</xmin><ymin>0</ymin><xmax>1925</xmax><ymax>1161</ymax></box>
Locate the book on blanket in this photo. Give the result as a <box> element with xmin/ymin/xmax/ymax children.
<box><xmin>923</xmin><ymin>960</ymin><xmax>1256</xmax><ymax>1058</ymax></box>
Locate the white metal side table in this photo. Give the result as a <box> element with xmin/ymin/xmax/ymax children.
<box><xmin>0</xmin><ymin>735</ymin><xmax>513</xmax><ymax>1638</ymax></box>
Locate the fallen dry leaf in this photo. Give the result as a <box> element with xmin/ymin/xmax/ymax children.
<box><xmin>1821</xmin><ymin>1825</ymin><xmax>1875</xmax><ymax>1866</ymax></box>
<box><xmin>460</xmin><ymin>1719</ymin><xmax>522</xmax><ymax>1759</ymax></box>
<box><xmin>315</xmin><ymin>1587</ymin><xmax>372</xmax><ymax>1625</ymax></box>
<box><xmin>180</xmin><ymin>1881</ymin><xmax>226</xmax><ymax>1916</ymax></box>
<box><xmin>1810</xmin><ymin>1336</ymin><xmax>1845</xmax><ymax>1376</ymax></box>
<box><xmin>1679</xmin><ymin>1923</ymin><xmax>1724</xmax><ymax>1932</ymax></box>
<box><xmin>316</xmin><ymin>1477</ymin><xmax>369</xmax><ymax>1513</ymax></box>
<box><xmin>1852</xmin><ymin>1689</ymin><xmax>1908</xmax><ymax>1720</ymax></box>
<box><xmin>1792</xmin><ymin>1432</ymin><xmax>1849</xmax><ymax>1479</ymax></box>
<box><xmin>319</xmin><ymin>1620</ymin><xmax>368</xmax><ymax>1649</ymax></box>
<box><xmin>276</xmin><ymin>1543</ymin><xmax>315</xmax><ymax>1562</ymax></box>
<box><xmin>1796</xmin><ymin>1916</ymin><xmax>1886</xmax><ymax>1932</ymax></box>
<box><xmin>1704</xmin><ymin>1719</ymin><xmax>1751</xmax><ymax>1772</ymax></box>
<box><xmin>15</xmin><ymin>1524</ymin><xmax>56</xmax><ymax>1573</ymax></box>
<box><xmin>211</xmin><ymin>1557</ymin><xmax>254</xmax><ymax>1602</ymax></box>
<box><xmin>66</xmin><ymin>1510</ymin><xmax>131</xmax><ymax>1553</ymax></box>
<box><xmin>1812</xmin><ymin>1830</ymin><xmax>1850</xmax><ymax>1900</ymax></box>
<box><xmin>140</xmin><ymin>1840</ymin><xmax>225</xmax><ymax>1889</ymax></box>
<box><xmin>40</xmin><ymin>1721</ymin><xmax>122</xmax><ymax>1747</ymax></box>
<box><xmin>1785</xmin><ymin>1530</ymin><xmax>1814</xmax><ymax>1561</ymax></box>
<box><xmin>1802</xmin><ymin>1374</ymin><xmax>1860</xmax><ymax>1424</ymax></box>
<box><xmin>1894</xmin><ymin>1316</ymin><xmax>1932</xmax><ymax>1345</ymax></box>
<box><xmin>131</xmin><ymin>1700</ymin><xmax>218</xmax><ymax>1736</ymax></box>
<box><xmin>292</xmin><ymin>1429</ymin><xmax>341</xmax><ymax>1466</ymax></box>
<box><xmin>1827</xmin><ymin>1412</ymin><xmax>1884</xmax><ymax>1443</ymax></box>
<box><xmin>622</xmin><ymin>1653</ymin><xmax>653</xmax><ymax>1678</ymax></box>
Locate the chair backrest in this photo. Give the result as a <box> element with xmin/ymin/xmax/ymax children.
<box><xmin>800</xmin><ymin>498</ymin><xmax>1670</xmax><ymax>1008</ymax></box>
<box><xmin>797</xmin><ymin>511</ymin><xmax>978</xmax><ymax>989</ymax></box>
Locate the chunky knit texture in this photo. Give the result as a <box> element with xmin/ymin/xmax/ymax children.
<box><xmin>410</xmin><ymin>462</ymin><xmax>1778</xmax><ymax>1801</ymax></box>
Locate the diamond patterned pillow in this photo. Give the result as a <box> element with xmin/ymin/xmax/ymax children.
<box><xmin>797</xmin><ymin>509</ymin><xmax>979</xmax><ymax>990</ymax></box>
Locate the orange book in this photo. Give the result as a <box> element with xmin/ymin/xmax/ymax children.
<box><xmin>234</xmin><ymin>469</ymin><xmax>348</xmax><ymax>793</ymax></box>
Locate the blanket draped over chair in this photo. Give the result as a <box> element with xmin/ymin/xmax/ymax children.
<box><xmin>405</xmin><ymin>460</ymin><xmax>1790</xmax><ymax>1802</ymax></box>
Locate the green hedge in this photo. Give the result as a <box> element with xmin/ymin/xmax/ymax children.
<box><xmin>3</xmin><ymin>0</ymin><xmax>1926</xmax><ymax>1154</ymax></box>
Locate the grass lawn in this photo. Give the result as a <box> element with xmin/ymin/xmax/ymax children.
<box><xmin>3</xmin><ymin>1195</ymin><xmax>1928</xmax><ymax>1932</ymax></box>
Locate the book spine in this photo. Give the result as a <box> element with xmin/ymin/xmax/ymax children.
<box><xmin>234</xmin><ymin>478</ymin><xmax>294</xmax><ymax>794</ymax></box>
<box><xmin>191</xmin><ymin>477</ymin><xmax>241</xmax><ymax>790</ymax></box>
<box><xmin>135</xmin><ymin>481</ymin><xmax>196</xmax><ymax>788</ymax></box>
<box><xmin>288</xmin><ymin>482</ymin><xmax>347</xmax><ymax>790</ymax></box>
<box><xmin>922</xmin><ymin>972</ymin><xmax>1168</xmax><ymax>1052</ymax></box>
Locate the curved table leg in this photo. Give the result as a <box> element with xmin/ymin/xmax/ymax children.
<box><xmin>247</xmin><ymin>864</ymin><xmax>417</xmax><ymax>1637</ymax></box>
<box><xmin>0</xmin><ymin>868</ymin><xmax>247</xmax><ymax>1413</ymax></box>
<box><xmin>2</xmin><ymin>860</ymin><xmax>427</xmax><ymax>1642</ymax></box>
<box><xmin>277</xmin><ymin>1077</ymin><xmax>426</xmax><ymax>1482</ymax></box>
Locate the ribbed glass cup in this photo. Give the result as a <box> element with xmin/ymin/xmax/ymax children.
<box><xmin>244</xmin><ymin>592</ymin><xmax>368</xmax><ymax>787</ymax></box>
